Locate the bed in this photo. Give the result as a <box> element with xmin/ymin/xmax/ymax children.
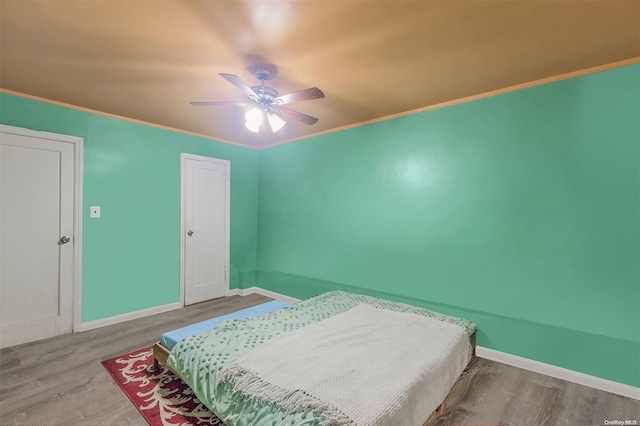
<box><xmin>153</xmin><ymin>291</ymin><xmax>477</xmax><ymax>426</ymax></box>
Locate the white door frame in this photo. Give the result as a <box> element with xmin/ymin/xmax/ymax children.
<box><xmin>180</xmin><ymin>153</ymin><xmax>230</xmax><ymax>306</ymax></box>
<box><xmin>0</xmin><ymin>124</ymin><xmax>83</xmax><ymax>333</ymax></box>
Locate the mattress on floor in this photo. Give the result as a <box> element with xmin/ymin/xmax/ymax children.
<box><xmin>160</xmin><ymin>299</ymin><xmax>291</xmax><ymax>350</ymax></box>
<box><xmin>168</xmin><ymin>291</ymin><xmax>477</xmax><ymax>426</ymax></box>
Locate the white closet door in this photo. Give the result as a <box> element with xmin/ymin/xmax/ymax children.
<box><xmin>1</xmin><ymin>129</ymin><xmax>76</xmax><ymax>348</ymax></box>
<box><xmin>182</xmin><ymin>154</ymin><xmax>230</xmax><ymax>305</ymax></box>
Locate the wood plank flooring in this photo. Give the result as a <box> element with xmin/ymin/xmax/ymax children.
<box><xmin>1</xmin><ymin>294</ymin><xmax>638</xmax><ymax>425</ymax></box>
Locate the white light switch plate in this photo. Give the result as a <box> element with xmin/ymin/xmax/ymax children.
<box><xmin>90</xmin><ymin>206</ymin><xmax>101</xmax><ymax>218</ymax></box>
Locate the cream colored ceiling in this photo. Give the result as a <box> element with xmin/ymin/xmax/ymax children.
<box><xmin>1</xmin><ymin>1</ymin><xmax>639</xmax><ymax>147</ymax></box>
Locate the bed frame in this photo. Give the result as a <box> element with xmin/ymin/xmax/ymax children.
<box><xmin>152</xmin><ymin>342</ymin><xmax>180</xmax><ymax>378</ymax></box>
<box><xmin>152</xmin><ymin>331</ymin><xmax>476</xmax><ymax>425</ymax></box>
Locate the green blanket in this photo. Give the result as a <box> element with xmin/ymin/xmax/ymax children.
<box><xmin>168</xmin><ymin>291</ymin><xmax>476</xmax><ymax>426</ymax></box>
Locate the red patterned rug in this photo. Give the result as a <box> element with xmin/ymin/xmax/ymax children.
<box><xmin>102</xmin><ymin>346</ymin><xmax>223</xmax><ymax>426</ymax></box>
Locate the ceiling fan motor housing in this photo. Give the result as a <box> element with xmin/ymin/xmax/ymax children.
<box><xmin>252</xmin><ymin>85</ymin><xmax>278</xmax><ymax>100</ymax></box>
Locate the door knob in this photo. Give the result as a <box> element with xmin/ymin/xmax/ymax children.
<box><xmin>187</xmin><ymin>230</ymin><xmax>194</xmax><ymax>236</ymax></box>
<box><xmin>59</xmin><ymin>236</ymin><xmax>71</xmax><ymax>244</ymax></box>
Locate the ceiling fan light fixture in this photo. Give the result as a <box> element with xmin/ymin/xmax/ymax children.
<box><xmin>267</xmin><ymin>113</ymin><xmax>286</xmax><ymax>132</ymax></box>
<box><xmin>244</xmin><ymin>107</ymin><xmax>263</xmax><ymax>133</ymax></box>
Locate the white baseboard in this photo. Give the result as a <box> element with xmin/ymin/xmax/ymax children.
<box><xmin>77</xmin><ymin>301</ymin><xmax>183</xmax><ymax>332</ymax></box>
<box><xmin>75</xmin><ymin>287</ymin><xmax>272</xmax><ymax>333</ymax></box>
<box><xmin>476</xmin><ymin>346</ymin><xmax>640</xmax><ymax>400</ymax></box>
<box><xmin>237</xmin><ymin>286</ymin><xmax>301</xmax><ymax>304</ymax></box>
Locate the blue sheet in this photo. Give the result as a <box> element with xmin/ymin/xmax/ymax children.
<box><xmin>160</xmin><ymin>300</ymin><xmax>291</xmax><ymax>350</ymax></box>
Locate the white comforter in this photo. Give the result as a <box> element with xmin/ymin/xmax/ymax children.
<box><xmin>220</xmin><ymin>303</ymin><xmax>472</xmax><ymax>426</ymax></box>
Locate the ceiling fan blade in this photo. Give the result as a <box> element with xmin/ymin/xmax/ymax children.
<box><xmin>190</xmin><ymin>101</ymin><xmax>253</xmax><ymax>106</ymax></box>
<box><xmin>219</xmin><ymin>73</ymin><xmax>259</xmax><ymax>101</ymax></box>
<box><xmin>274</xmin><ymin>106</ymin><xmax>319</xmax><ymax>125</ymax></box>
<box><xmin>272</xmin><ymin>87</ymin><xmax>324</xmax><ymax>105</ymax></box>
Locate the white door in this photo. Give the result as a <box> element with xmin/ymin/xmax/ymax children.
<box><xmin>0</xmin><ymin>126</ymin><xmax>80</xmax><ymax>348</ymax></box>
<box><xmin>182</xmin><ymin>154</ymin><xmax>230</xmax><ymax>305</ymax></box>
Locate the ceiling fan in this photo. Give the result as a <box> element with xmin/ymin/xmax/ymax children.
<box><xmin>190</xmin><ymin>66</ymin><xmax>324</xmax><ymax>133</ymax></box>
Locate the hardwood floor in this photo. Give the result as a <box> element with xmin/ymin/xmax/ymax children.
<box><xmin>436</xmin><ymin>357</ymin><xmax>639</xmax><ymax>425</ymax></box>
<box><xmin>1</xmin><ymin>294</ymin><xmax>638</xmax><ymax>425</ymax></box>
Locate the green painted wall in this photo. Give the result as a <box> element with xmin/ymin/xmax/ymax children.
<box><xmin>256</xmin><ymin>64</ymin><xmax>640</xmax><ymax>386</ymax></box>
<box><xmin>0</xmin><ymin>93</ymin><xmax>259</xmax><ymax>322</ymax></box>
